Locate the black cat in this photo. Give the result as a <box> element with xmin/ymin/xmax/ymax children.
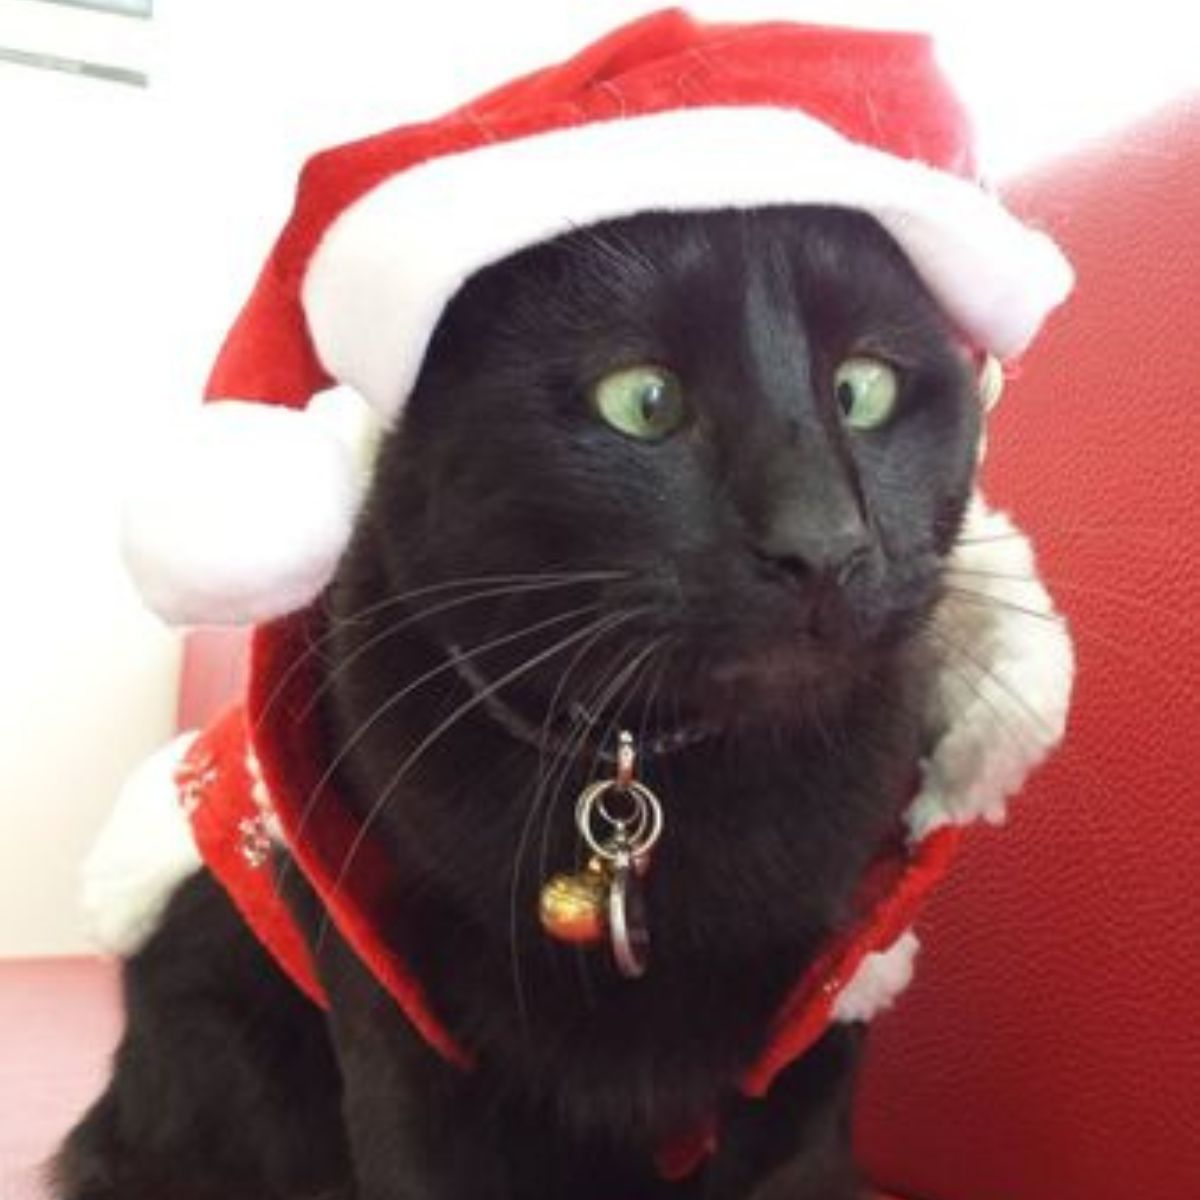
<box><xmin>56</xmin><ymin>206</ymin><xmax>982</xmax><ymax>1200</ymax></box>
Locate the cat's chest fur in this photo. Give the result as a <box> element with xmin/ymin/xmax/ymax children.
<box><xmin>321</xmin><ymin>621</ymin><xmax>924</xmax><ymax>1149</ymax></box>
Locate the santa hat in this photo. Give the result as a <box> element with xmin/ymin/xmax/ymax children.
<box><xmin>123</xmin><ymin>8</ymin><xmax>1073</xmax><ymax>627</ymax></box>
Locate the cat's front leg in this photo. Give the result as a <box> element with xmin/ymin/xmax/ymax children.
<box><xmin>314</xmin><ymin>920</ymin><xmax>511</xmax><ymax>1200</ymax></box>
<box><xmin>741</xmin><ymin>1154</ymin><xmax>864</xmax><ymax>1200</ymax></box>
<box><xmin>702</xmin><ymin>1027</ymin><xmax>866</xmax><ymax>1200</ymax></box>
<box><xmin>733</xmin><ymin>1100</ymin><xmax>864</xmax><ymax>1200</ymax></box>
<box><xmin>335</xmin><ymin>1023</ymin><xmax>509</xmax><ymax>1200</ymax></box>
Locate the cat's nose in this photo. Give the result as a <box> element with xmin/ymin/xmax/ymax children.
<box><xmin>752</xmin><ymin>512</ymin><xmax>872</xmax><ymax>588</ymax></box>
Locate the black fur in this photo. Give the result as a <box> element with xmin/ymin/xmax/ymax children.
<box><xmin>56</xmin><ymin>207</ymin><xmax>980</xmax><ymax>1199</ymax></box>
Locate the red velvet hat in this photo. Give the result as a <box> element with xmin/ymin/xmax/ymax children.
<box><xmin>123</xmin><ymin>8</ymin><xmax>1073</xmax><ymax>626</ymax></box>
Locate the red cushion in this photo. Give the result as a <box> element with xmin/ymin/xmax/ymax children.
<box><xmin>177</xmin><ymin>628</ymin><xmax>248</xmax><ymax>730</ymax></box>
<box><xmin>0</xmin><ymin>960</ymin><xmax>121</xmax><ymax>1199</ymax></box>
<box><xmin>857</xmin><ymin>94</ymin><xmax>1200</xmax><ymax>1200</ymax></box>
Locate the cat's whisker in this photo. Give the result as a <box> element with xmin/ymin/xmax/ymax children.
<box><xmin>527</xmin><ymin>633</ymin><xmax>661</xmax><ymax>902</ymax></box>
<box><xmin>531</xmin><ymin>609</ymin><xmax>643</xmax><ymax>783</ymax></box>
<box><xmin>917</xmin><ymin>627</ymin><xmax>1114</xmax><ymax>810</ymax></box>
<box><xmin>637</xmin><ymin>639</ymin><xmax>675</xmax><ymax>757</ymax></box>
<box><xmin>943</xmin><ymin>566</ymin><xmax>1041</xmax><ymax>583</ymax></box>
<box><xmin>316</xmin><ymin>608</ymin><xmax>649</xmax><ymax>956</ymax></box>
<box><xmin>925</xmin><ymin>604</ymin><xmax>1113</xmax><ymax>818</ymax></box>
<box><xmin>326</xmin><ymin>568</ymin><xmax>629</xmax><ymax>631</ymax></box>
<box><xmin>512</xmin><ymin>631</ymin><xmax>657</xmax><ymax>1018</ymax></box>
<box><xmin>559</xmin><ymin>223</ymin><xmax>662</xmax><ymax>290</ymax></box>
<box><xmin>954</xmin><ymin>520</ymin><xmax>1184</xmax><ymax>544</ymax></box>
<box><xmin>946</xmin><ymin>568</ymin><xmax>1193</xmax><ymax>629</ymax></box>
<box><xmin>274</xmin><ymin>601</ymin><xmax>609</xmax><ymax>911</ymax></box>
<box><xmin>300</xmin><ymin>579</ymin><xmax>623</xmax><ymax>720</ymax></box>
<box><xmin>939</xmin><ymin>584</ymin><xmax>1066</xmax><ymax>627</ymax></box>
<box><xmin>944</xmin><ymin>583</ymin><xmax>1193</xmax><ymax>693</ymax></box>
<box><xmin>919</xmin><ymin>619</ymin><xmax>1057</xmax><ymax>760</ymax></box>
<box><xmin>537</xmin><ymin>637</ymin><xmax>668</xmax><ymax>1012</ymax></box>
<box><xmin>255</xmin><ymin>569</ymin><xmax>627</xmax><ymax>734</ymax></box>
<box><xmin>525</xmin><ymin>682</ymin><xmax>613</xmax><ymax>1011</ymax></box>
<box><xmin>951</xmin><ymin>531</ymin><xmax>1190</xmax><ymax>572</ymax></box>
<box><xmin>926</xmin><ymin>587</ymin><xmax>1073</xmax><ymax>753</ymax></box>
<box><xmin>504</xmin><ymin>608</ymin><xmax>650</xmax><ymax>1024</ymax></box>
<box><xmin>951</xmin><ymin>530</ymin><xmax>1039</xmax><ymax>547</ymax></box>
<box><xmin>582</xmin><ymin>641</ymin><xmax>665</xmax><ymax>794</ymax></box>
<box><xmin>531</xmin><ymin>633</ymin><xmax>664</xmax><ymax>897</ymax></box>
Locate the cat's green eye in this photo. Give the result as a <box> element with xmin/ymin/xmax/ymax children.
<box><xmin>834</xmin><ymin>357</ymin><xmax>899</xmax><ymax>431</ymax></box>
<box><xmin>592</xmin><ymin>366</ymin><xmax>686</xmax><ymax>441</ymax></box>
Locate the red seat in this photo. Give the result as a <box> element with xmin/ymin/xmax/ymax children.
<box><xmin>0</xmin><ymin>959</ymin><xmax>121</xmax><ymax>1199</ymax></box>
<box><xmin>856</xmin><ymin>95</ymin><xmax>1200</xmax><ymax>1200</ymax></box>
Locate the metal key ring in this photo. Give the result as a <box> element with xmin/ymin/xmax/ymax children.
<box><xmin>575</xmin><ymin>780</ymin><xmax>664</xmax><ymax>863</ymax></box>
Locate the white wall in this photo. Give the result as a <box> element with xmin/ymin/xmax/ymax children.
<box><xmin>0</xmin><ymin>0</ymin><xmax>681</xmax><ymax>959</ymax></box>
<box><xmin>0</xmin><ymin>48</ymin><xmax>177</xmax><ymax>957</ymax></box>
<box><xmin>0</xmin><ymin>0</ymin><xmax>1192</xmax><ymax>956</ymax></box>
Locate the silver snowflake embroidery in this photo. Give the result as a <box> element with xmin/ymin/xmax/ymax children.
<box><xmin>237</xmin><ymin>814</ymin><xmax>272</xmax><ymax>869</ymax></box>
<box><xmin>176</xmin><ymin>752</ymin><xmax>217</xmax><ymax>817</ymax></box>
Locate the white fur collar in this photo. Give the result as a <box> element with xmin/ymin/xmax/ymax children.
<box><xmin>913</xmin><ymin>497</ymin><xmax>1074</xmax><ymax>839</ymax></box>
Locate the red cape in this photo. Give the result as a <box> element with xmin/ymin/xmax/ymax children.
<box><xmin>178</xmin><ymin>611</ymin><xmax>961</xmax><ymax>1179</ymax></box>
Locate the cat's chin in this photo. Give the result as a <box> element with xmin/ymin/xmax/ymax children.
<box><xmin>690</xmin><ymin>645</ymin><xmax>866</xmax><ymax>728</ymax></box>
<box><xmin>706</xmin><ymin>645</ymin><xmax>846</xmax><ymax>689</ymax></box>
<box><xmin>487</xmin><ymin>642</ymin><xmax>865</xmax><ymax>750</ymax></box>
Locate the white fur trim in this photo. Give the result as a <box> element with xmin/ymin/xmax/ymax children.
<box><xmin>81</xmin><ymin>733</ymin><xmax>202</xmax><ymax>956</ymax></box>
<box><xmin>909</xmin><ymin>498</ymin><xmax>1075</xmax><ymax>839</ymax></box>
<box><xmin>121</xmin><ymin>401</ymin><xmax>361</xmax><ymax>626</ymax></box>
<box><xmin>303</xmin><ymin>106</ymin><xmax>1072</xmax><ymax>417</ymax></box>
<box><xmin>833</xmin><ymin>931</ymin><xmax>920</xmax><ymax>1023</ymax></box>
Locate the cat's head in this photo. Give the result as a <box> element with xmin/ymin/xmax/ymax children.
<box><xmin>339</xmin><ymin>206</ymin><xmax>982</xmax><ymax>729</ymax></box>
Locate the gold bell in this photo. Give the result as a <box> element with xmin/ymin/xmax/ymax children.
<box><xmin>539</xmin><ymin>860</ymin><xmax>609</xmax><ymax>945</ymax></box>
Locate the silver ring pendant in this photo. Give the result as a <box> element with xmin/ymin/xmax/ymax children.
<box><xmin>608</xmin><ymin>848</ymin><xmax>650</xmax><ymax>979</ymax></box>
<box><xmin>565</xmin><ymin>732</ymin><xmax>663</xmax><ymax>980</ymax></box>
<box><xmin>575</xmin><ymin>780</ymin><xmax>664</xmax><ymax>864</ymax></box>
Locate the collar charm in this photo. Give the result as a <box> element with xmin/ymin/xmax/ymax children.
<box><xmin>538</xmin><ymin>731</ymin><xmax>664</xmax><ymax>979</ymax></box>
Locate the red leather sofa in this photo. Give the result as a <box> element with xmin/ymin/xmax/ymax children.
<box><xmin>857</xmin><ymin>94</ymin><xmax>1200</xmax><ymax>1200</ymax></box>
<box><xmin>3</xmin><ymin>94</ymin><xmax>1195</xmax><ymax>1200</ymax></box>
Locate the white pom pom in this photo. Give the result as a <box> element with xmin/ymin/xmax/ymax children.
<box><xmin>81</xmin><ymin>733</ymin><xmax>202</xmax><ymax>955</ymax></box>
<box><xmin>122</xmin><ymin>401</ymin><xmax>360</xmax><ymax>626</ymax></box>
<box><xmin>910</xmin><ymin>498</ymin><xmax>1075</xmax><ymax>838</ymax></box>
<box><xmin>832</xmin><ymin>932</ymin><xmax>921</xmax><ymax>1024</ymax></box>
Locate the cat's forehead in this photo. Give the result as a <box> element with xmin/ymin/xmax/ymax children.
<box><xmin>438</xmin><ymin>206</ymin><xmax>958</xmax><ymax>371</ymax></box>
<box><xmin>534</xmin><ymin>207</ymin><xmax>915</xmax><ymax>291</ymax></box>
